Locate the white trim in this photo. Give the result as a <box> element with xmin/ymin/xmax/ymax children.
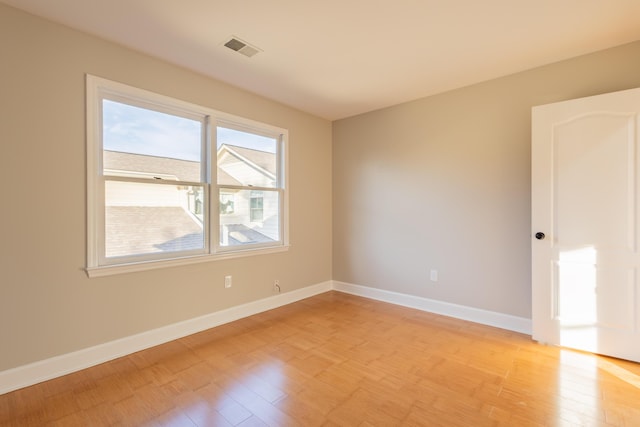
<box><xmin>0</xmin><ymin>281</ymin><xmax>331</xmax><ymax>395</ymax></box>
<box><xmin>0</xmin><ymin>280</ymin><xmax>532</xmax><ymax>395</ymax></box>
<box><xmin>86</xmin><ymin>245</ymin><xmax>290</xmax><ymax>278</ymax></box>
<box><xmin>86</xmin><ymin>75</ymin><xmax>101</xmax><ymax>268</ymax></box>
<box><xmin>332</xmin><ymin>281</ymin><xmax>532</xmax><ymax>335</ymax></box>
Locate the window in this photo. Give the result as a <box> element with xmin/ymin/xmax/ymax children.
<box><xmin>250</xmin><ymin>191</ymin><xmax>264</xmax><ymax>222</ymax></box>
<box><xmin>86</xmin><ymin>75</ymin><xmax>288</xmax><ymax>276</ymax></box>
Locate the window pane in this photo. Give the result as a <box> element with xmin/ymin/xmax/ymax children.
<box><xmin>105</xmin><ymin>180</ymin><xmax>205</xmax><ymax>258</ymax></box>
<box><xmin>219</xmin><ymin>189</ymin><xmax>280</xmax><ymax>247</ymax></box>
<box><xmin>103</xmin><ymin>99</ymin><xmax>202</xmax><ymax>182</ymax></box>
<box><xmin>217</xmin><ymin>127</ymin><xmax>278</xmax><ymax>188</ymax></box>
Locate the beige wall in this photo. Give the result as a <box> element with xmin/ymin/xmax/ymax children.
<box><xmin>0</xmin><ymin>5</ymin><xmax>332</xmax><ymax>371</ymax></box>
<box><xmin>3</xmin><ymin>1</ymin><xmax>640</xmax><ymax>374</ymax></box>
<box><xmin>333</xmin><ymin>41</ymin><xmax>640</xmax><ymax>319</ymax></box>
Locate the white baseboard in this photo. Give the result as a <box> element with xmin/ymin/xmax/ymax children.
<box><xmin>332</xmin><ymin>281</ymin><xmax>532</xmax><ymax>335</ymax></box>
<box><xmin>1</xmin><ymin>279</ymin><xmax>531</xmax><ymax>396</ymax></box>
<box><xmin>0</xmin><ymin>281</ymin><xmax>332</xmax><ymax>395</ymax></box>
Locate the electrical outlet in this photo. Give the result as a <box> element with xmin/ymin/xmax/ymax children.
<box><xmin>273</xmin><ymin>280</ymin><xmax>281</xmax><ymax>293</ymax></box>
<box><xmin>430</xmin><ymin>269</ymin><xmax>438</xmax><ymax>282</ymax></box>
<box><xmin>224</xmin><ymin>275</ymin><xmax>232</xmax><ymax>288</ymax></box>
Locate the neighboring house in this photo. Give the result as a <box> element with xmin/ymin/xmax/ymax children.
<box><xmin>104</xmin><ymin>144</ymin><xmax>277</xmax><ymax>258</ymax></box>
<box><xmin>217</xmin><ymin>144</ymin><xmax>280</xmax><ymax>246</ymax></box>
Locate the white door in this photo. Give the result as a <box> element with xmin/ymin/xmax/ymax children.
<box><xmin>532</xmin><ymin>87</ymin><xmax>640</xmax><ymax>362</ymax></box>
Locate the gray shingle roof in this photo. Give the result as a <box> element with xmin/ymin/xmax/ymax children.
<box><xmin>104</xmin><ymin>151</ymin><xmax>201</xmax><ymax>182</ymax></box>
<box><xmin>105</xmin><ymin>207</ymin><xmax>274</xmax><ymax>257</ymax></box>
<box><xmin>105</xmin><ymin>206</ymin><xmax>204</xmax><ymax>257</ymax></box>
<box><xmin>225</xmin><ymin>224</ymin><xmax>275</xmax><ymax>245</ymax></box>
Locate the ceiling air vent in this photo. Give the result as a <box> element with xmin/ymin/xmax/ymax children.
<box><xmin>223</xmin><ymin>37</ymin><xmax>261</xmax><ymax>58</ymax></box>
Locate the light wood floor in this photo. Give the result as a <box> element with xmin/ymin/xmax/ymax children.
<box><xmin>2</xmin><ymin>291</ymin><xmax>640</xmax><ymax>426</ymax></box>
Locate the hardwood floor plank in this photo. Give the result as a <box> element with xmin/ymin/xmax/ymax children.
<box><xmin>1</xmin><ymin>291</ymin><xmax>640</xmax><ymax>426</ymax></box>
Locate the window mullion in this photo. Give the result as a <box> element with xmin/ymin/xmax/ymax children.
<box><xmin>210</xmin><ymin>117</ymin><xmax>219</xmax><ymax>254</ymax></box>
<box><xmin>203</xmin><ymin>115</ymin><xmax>212</xmax><ymax>255</ymax></box>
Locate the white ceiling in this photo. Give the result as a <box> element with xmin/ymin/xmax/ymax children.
<box><xmin>4</xmin><ymin>0</ymin><xmax>640</xmax><ymax>120</ymax></box>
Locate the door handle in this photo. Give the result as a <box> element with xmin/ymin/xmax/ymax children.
<box><xmin>535</xmin><ymin>232</ymin><xmax>545</xmax><ymax>240</ymax></box>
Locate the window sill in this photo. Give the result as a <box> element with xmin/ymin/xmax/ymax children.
<box><xmin>85</xmin><ymin>245</ymin><xmax>290</xmax><ymax>278</ymax></box>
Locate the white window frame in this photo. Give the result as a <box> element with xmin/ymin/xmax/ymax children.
<box><xmin>86</xmin><ymin>75</ymin><xmax>289</xmax><ymax>277</ymax></box>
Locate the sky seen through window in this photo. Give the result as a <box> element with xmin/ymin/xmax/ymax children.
<box><xmin>102</xmin><ymin>100</ymin><xmax>277</xmax><ymax>163</ymax></box>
